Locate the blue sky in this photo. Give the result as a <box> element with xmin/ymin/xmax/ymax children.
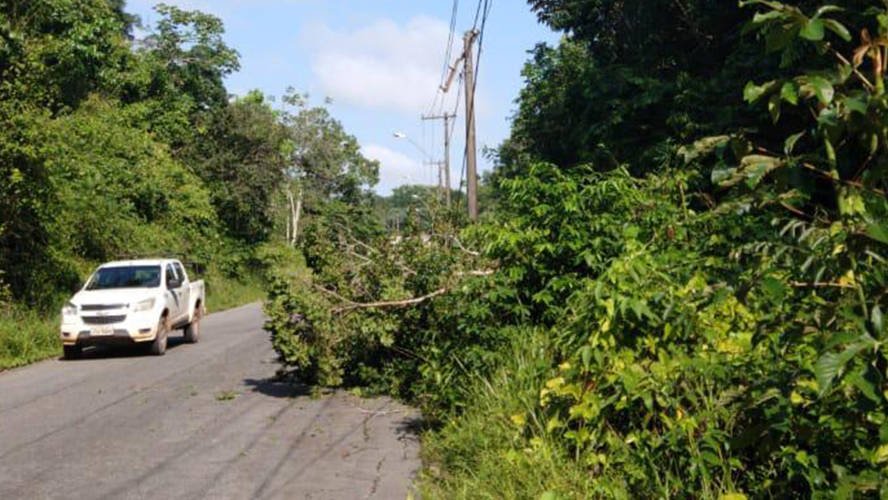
<box><xmin>125</xmin><ymin>1</ymin><xmax>558</xmax><ymax>194</ymax></box>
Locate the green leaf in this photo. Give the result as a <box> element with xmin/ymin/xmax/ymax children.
<box><xmin>762</xmin><ymin>276</ymin><xmax>788</xmax><ymax>303</ymax></box>
<box><xmin>744</xmin><ymin>80</ymin><xmax>778</xmax><ymax>103</ymax></box>
<box><xmin>751</xmin><ymin>10</ymin><xmax>784</xmax><ymax>25</ymax></box>
<box><xmin>815</xmin><ymin>338</ymin><xmax>875</xmax><ymax>395</ymax></box>
<box><xmin>817</xmin><ymin>108</ymin><xmax>840</xmax><ymax>128</ymax></box>
<box><xmin>822</xmin><ymin>19</ymin><xmax>851</xmax><ymax>41</ymax></box>
<box><xmin>768</xmin><ymin>93</ymin><xmax>782</xmax><ymax>123</ymax></box>
<box><xmin>814</xmin><ymin>5</ymin><xmax>843</xmax><ymax>18</ymax></box>
<box><xmin>739</xmin><ymin>0</ymin><xmax>790</xmax><ymax>9</ymax></box>
<box><xmin>842</xmin><ymin>96</ymin><xmax>868</xmax><ymax>114</ymax></box>
<box><xmin>871</xmin><ymin>306</ymin><xmax>884</xmax><ymax>337</ymax></box>
<box><xmin>784</xmin><ymin>131</ymin><xmax>805</xmax><ymax>155</ymax></box>
<box><xmin>865</xmin><ymin>221</ymin><xmax>888</xmax><ymax>245</ymax></box>
<box><xmin>580</xmin><ymin>345</ymin><xmax>592</xmax><ymax>368</ymax></box>
<box><xmin>713</xmin><ymin>155</ymin><xmax>784</xmax><ymax>188</ymax></box>
<box><xmin>678</xmin><ymin>135</ymin><xmax>731</xmax><ymax>164</ymax></box>
<box><xmin>780</xmin><ymin>81</ymin><xmax>799</xmax><ymax>105</ymax></box>
<box><xmin>742</xmin><ymin>154</ymin><xmax>783</xmax><ymax>187</ymax></box>
<box><xmin>848</xmin><ymin>366</ymin><xmax>882</xmax><ymax>404</ymax></box>
<box><xmin>766</xmin><ymin>25</ymin><xmax>800</xmax><ymax>53</ymax></box>
<box><xmin>800</xmin><ymin>19</ymin><xmax>825</xmax><ymax>41</ymax></box>
<box><xmin>815</xmin><ymin>352</ymin><xmax>843</xmax><ymax>394</ymax></box>
<box><xmin>800</xmin><ymin>76</ymin><xmax>835</xmax><ymax>104</ymax></box>
<box><xmin>711</xmin><ymin>166</ymin><xmax>737</xmax><ymax>186</ymax></box>
<box><xmin>719</xmin><ymin>494</ymin><xmax>748</xmax><ymax>500</ymax></box>
<box><xmin>745</xmin><ymin>161</ymin><xmax>771</xmax><ymax>188</ymax></box>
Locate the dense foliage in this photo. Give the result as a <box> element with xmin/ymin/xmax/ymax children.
<box><xmin>0</xmin><ymin>1</ymin><xmax>375</xmax><ymax>368</ymax></box>
<box><xmin>266</xmin><ymin>0</ymin><xmax>888</xmax><ymax>497</ymax></box>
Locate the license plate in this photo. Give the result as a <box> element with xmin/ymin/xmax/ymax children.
<box><xmin>91</xmin><ymin>325</ymin><xmax>114</xmax><ymax>336</ymax></box>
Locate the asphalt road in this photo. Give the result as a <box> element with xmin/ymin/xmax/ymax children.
<box><xmin>0</xmin><ymin>303</ymin><xmax>420</xmax><ymax>500</ymax></box>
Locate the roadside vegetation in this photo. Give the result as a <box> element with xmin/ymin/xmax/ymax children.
<box><xmin>0</xmin><ymin>2</ymin><xmax>374</xmax><ymax>369</ymax></box>
<box><xmin>3</xmin><ymin>0</ymin><xmax>886</xmax><ymax>496</ymax></box>
<box><xmin>265</xmin><ymin>0</ymin><xmax>888</xmax><ymax>497</ymax></box>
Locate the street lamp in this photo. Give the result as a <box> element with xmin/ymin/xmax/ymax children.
<box><xmin>393</xmin><ymin>131</ymin><xmax>432</xmax><ymax>161</ymax></box>
<box><xmin>394</xmin><ymin>131</ymin><xmax>446</xmax><ymax>197</ymax></box>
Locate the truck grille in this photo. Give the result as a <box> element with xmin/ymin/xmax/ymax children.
<box><xmin>81</xmin><ymin>304</ymin><xmax>126</xmax><ymax>311</ymax></box>
<box><xmin>82</xmin><ymin>315</ymin><xmax>126</xmax><ymax>325</ymax></box>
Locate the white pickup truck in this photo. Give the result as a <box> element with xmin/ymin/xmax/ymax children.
<box><xmin>60</xmin><ymin>259</ymin><xmax>206</xmax><ymax>359</ymax></box>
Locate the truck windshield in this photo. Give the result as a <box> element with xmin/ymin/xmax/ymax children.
<box><xmin>85</xmin><ymin>266</ymin><xmax>161</xmax><ymax>290</ymax></box>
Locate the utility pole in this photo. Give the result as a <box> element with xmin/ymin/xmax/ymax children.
<box><xmin>463</xmin><ymin>30</ymin><xmax>479</xmax><ymax>221</ymax></box>
<box><xmin>438</xmin><ymin>29</ymin><xmax>480</xmax><ymax>220</ymax></box>
<box><xmin>421</xmin><ymin>112</ymin><xmax>456</xmax><ymax>208</ymax></box>
<box><xmin>424</xmin><ymin>160</ymin><xmax>445</xmax><ymax>194</ymax></box>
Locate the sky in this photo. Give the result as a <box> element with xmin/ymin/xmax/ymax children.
<box><xmin>124</xmin><ymin>0</ymin><xmax>559</xmax><ymax>195</ymax></box>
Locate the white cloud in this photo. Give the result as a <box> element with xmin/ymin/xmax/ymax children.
<box><xmin>304</xmin><ymin>17</ymin><xmax>450</xmax><ymax>115</ymax></box>
<box><xmin>362</xmin><ymin>144</ymin><xmax>432</xmax><ymax>195</ymax></box>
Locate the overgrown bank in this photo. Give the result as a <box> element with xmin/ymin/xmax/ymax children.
<box><xmin>266</xmin><ymin>1</ymin><xmax>888</xmax><ymax>497</ymax></box>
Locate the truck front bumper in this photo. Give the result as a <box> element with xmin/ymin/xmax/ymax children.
<box><xmin>61</xmin><ymin>314</ymin><xmax>159</xmax><ymax>347</ymax></box>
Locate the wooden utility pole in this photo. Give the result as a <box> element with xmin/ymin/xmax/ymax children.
<box><xmin>438</xmin><ymin>29</ymin><xmax>480</xmax><ymax>220</ymax></box>
<box><xmin>463</xmin><ymin>30</ymin><xmax>479</xmax><ymax>221</ymax></box>
<box><xmin>421</xmin><ymin>112</ymin><xmax>456</xmax><ymax>208</ymax></box>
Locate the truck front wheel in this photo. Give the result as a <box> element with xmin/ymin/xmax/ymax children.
<box><xmin>63</xmin><ymin>345</ymin><xmax>82</xmax><ymax>360</ymax></box>
<box><xmin>183</xmin><ymin>308</ymin><xmax>201</xmax><ymax>344</ymax></box>
<box><xmin>149</xmin><ymin>317</ymin><xmax>168</xmax><ymax>356</ymax></box>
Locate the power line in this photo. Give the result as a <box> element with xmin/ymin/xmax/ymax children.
<box><xmin>472</xmin><ymin>0</ymin><xmax>484</xmax><ymax>29</ymax></box>
<box><xmin>428</xmin><ymin>0</ymin><xmax>460</xmax><ymax>117</ymax></box>
<box><xmin>440</xmin><ymin>0</ymin><xmax>459</xmax><ymax>88</ymax></box>
<box><xmin>473</xmin><ymin>0</ymin><xmax>491</xmax><ymax>111</ymax></box>
<box><xmin>423</xmin><ymin>0</ymin><xmax>492</xmax><ymax>217</ymax></box>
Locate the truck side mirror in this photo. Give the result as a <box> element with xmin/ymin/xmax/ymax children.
<box><xmin>167</xmin><ymin>278</ymin><xmax>181</xmax><ymax>289</ymax></box>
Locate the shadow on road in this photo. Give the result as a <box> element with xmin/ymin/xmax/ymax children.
<box><xmin>59</xmin><ymin>335</ymin><xmax>190</xmax><ymax>361</ymax></box>
<box><xmin>243</xmin><ymin>377</ymin><xmax>311</xmax><ymax>398</ymax></box>
<box><xmin>395</xmin><ymin>415</ymin><xmax>425</xmax><ymax>435</ymax></box>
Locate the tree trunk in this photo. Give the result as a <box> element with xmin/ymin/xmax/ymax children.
<box><xmin>285</xmin><ymin>188</ymin><xmax>294</xmax><ymax>246</ymax></box>
<box><xmin>292</xmin><ymin>187</ymin><xmax>303</xmax><ymax>246</ymax></box>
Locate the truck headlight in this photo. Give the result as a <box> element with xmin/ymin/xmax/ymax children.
<box><xmin>62</xmin><ymin>302</ymin><xmax>78</xmax><ymax>316</ymax></box>
<box><xmin>132</xmin><ymin>298</ymin><xmax>156</xmax><ymax>312</ymax></box>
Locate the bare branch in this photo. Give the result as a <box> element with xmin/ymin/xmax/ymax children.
<box><xmin>332</xmin><ymin>288</ymin><xmax>449</xmax><ymax>314</ymax></box>
<box><xmin>456</xmin><ymin>269</ymin><xmax>495</xmax><ymax>277</ymax></box>
<box><xmin>314</xmin><ymin>285</ymin><xmax>358</xmax><ymax>306</ymax></box>
<box><xmin>790</xmin><ymin>281</ymin><xmax>855</xmax><ymax>289</ymax></box>
<box><xmin>800</xmin><ymin>162</ymin><xmax>886</xmax><ymax>196</ymax></box>
<box><xmin>453</xmin><ymin>237</ymin><xmax>481</xmax><ymax>257</ymax></box>
<box><xmin>833</xmin><ymin>48</ymin><xmax>875</xmax><ymax>90</ymax></box>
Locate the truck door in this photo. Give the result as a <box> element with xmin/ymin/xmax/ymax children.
<box><xmin>173</xmin><ymin>261</ymin><xmax>191</xmax><ymax>322</ymax></box>
<box><xmin>165</xmin><ymin>264</ymin><xmax>184</xmax><ymax>323</ymax></box>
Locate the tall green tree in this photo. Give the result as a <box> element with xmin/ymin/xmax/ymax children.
<box><xmin>498</xmin><ymin>0</ymin><xmax>777</xmax><ymax>181</ymax></box>
<box><xmin>279</xmin><ymin>92</ymin><xmax>380</xmax><ymax>245</ymax></box>
<box><xmin>0</xmin><ymin>0</ymin><xmax>132</xmax><ymax>111</ymax></box>
<box><xmin>188</xmin><ymin>91</ymin><xmax>290</xmax><ymax>242</ymax></box>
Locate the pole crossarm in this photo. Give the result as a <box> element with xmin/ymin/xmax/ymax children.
<box><xmin>421</xmin><ymin>113</ymin><xmax>457</xmax><ymax>208</ymax></box>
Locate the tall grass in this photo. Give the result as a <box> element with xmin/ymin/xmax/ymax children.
<box><xmin>0</xmin><ymin>307</ymin><xmax>59</xmax><ymax>371</ymax></box>
<box><xmin>419</xmin><ymin>330</ymin><xmax>603</xmax><ymax>499</ymax></box>
<box><xmin>204</xmin><ymin>270</ymin><xmax>266</xmax><ymax>312</ymax></box>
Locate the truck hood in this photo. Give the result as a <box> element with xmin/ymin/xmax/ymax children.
<box><xmin>71</xmin><ymin>289</ymin><xmax>160</xmax><ymax>308</ymax></box>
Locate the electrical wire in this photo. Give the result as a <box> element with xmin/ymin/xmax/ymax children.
<box><xmin>440</xmin><ymin>0</ymin><xmax>459</xmax><ymax>89</ymax></box>
<box><xmin>473</xmin><ymin>0</ymin><xmax>491</xmax><ymax>110</ymax></box>
<box><xmin>427</xmin><ymin>0</ymin><xmax>460</xmax><ymax>117</ymax></box>
<box><xmin>472</xmin><ymin>0</ymin><xmax>484</xmax><ymax>29</ymax></box>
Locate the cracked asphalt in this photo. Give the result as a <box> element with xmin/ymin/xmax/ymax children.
<box><xmin>0</xmin><ymin>303</ymin><xmax>420</xmax><ymax>500</ymax></box>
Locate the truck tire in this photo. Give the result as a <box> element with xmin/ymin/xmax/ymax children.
<box><xmin>149</xmin><ymin>316</ymin><xmax>168</xmax><ymax>356</ymax></box>
<box><xmin>183</xmin><ymin>307</ymin><xmax>201</xmax><ymax>344</ymax></box>
<box><xmin>63</xmin><ymin>345</ymin><xmax>82</xmax><ymax>360</ymax></box>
